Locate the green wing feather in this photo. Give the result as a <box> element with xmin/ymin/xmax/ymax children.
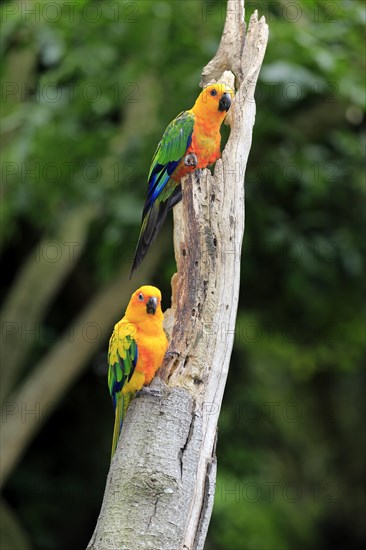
<box><xmin>108</xmin><ymin>322</ymin><xmax>138</xmax><ymax>457</ymax></box>
<box><xmin>148</xmin><ymin>110</ymin><xmax>195</xmax><ymax>184</ymax></box>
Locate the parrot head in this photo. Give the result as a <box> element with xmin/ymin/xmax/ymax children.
<box><xmin>125</xmin><ymin>285</ymin><xmax>164</xmax><ymax>323</ymax></box>
<box><xmin>195</xmin><ymin>83</ymin><xmax>234</xmax><ymax>116</ymax></box>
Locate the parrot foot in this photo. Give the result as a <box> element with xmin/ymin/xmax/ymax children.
<box><xmin>195</xmin><ymin>169</ymin><xmax>203</xmax><ymax>182</ymax></box>
<box><xmin>164</xmin><ymin>350</ymin><xmax>179</xmax><ymax>360</ymax></box>
<box><xmin>137</xmin><ymin>386</ymin><xmax>163</xmax><ymax>399</ymax></box>
<box><xmin>184</xmin><ymin>153</ymin><xmax>198</xmax><ymax>167</ymax></box>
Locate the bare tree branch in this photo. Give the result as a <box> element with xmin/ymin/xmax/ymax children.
<box><xmin>200</xmin><ymin>0</ymin><xmax>246</xmax><ymax>86</ymax></box>
<box><xmin>88</xmin><ymin>2</ymin><xmax>268</xmax><ymax>548</ymax></box>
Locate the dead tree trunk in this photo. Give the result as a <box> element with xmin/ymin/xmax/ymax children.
<box><xmin>88</xmin><ymin>2</ymin><xmax>268</xmax><ymax>549</ymax></box>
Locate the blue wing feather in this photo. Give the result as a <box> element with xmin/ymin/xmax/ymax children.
<box><xmin>145</xmin><ymin>113</ymin><xmax>194</xmax><ymax>208</ymax></box>
<box><xmin>144</xmin><ymin>159</ymin><xmax>181</xmax><ymax>215</ymax></box>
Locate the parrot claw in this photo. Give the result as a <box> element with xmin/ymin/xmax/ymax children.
<box><xmin>164</xmin><ymin>350</ymin><xmax>179</xmax><ymax>360</ymax></box>
<box><xmin>184</xmin><ymin>153</ymin><xmax>198</xmax><ymax>167</ymax></box>
<box><xmin>137</xmin><ymin>386</ymin><xmax>163</xmax><ymax>399</ymax></box>
<box><xmin>195</xmin><ymin>169</ymin><xmax>203</xmax><ymax>182</ymax></box>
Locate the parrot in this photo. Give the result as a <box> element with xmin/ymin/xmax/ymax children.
<box><xmin>107</xmin><ymin>285</ymin><xmax>168</xmax><ymax>457</ymax></box>
<box><xmin>130</xmin><ymin>82</ymin><xmax>234</xmax><ymax>277</ymax></box>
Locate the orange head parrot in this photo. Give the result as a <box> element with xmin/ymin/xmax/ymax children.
<box><xmin>130</xmin><ymin>82</ymin><xmax>234</xmax><ymax>277</ymax></box>
<box><xmin>107</xmin><ymin>285</ymin><xmax>168</xmax><ymax>457</ymax></box>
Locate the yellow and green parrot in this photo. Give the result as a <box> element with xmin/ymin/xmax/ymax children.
<box><xmin>130</xmin><ymin>82</ymin><xmax>234</xmax><ymax>276</ymax></box>
<box><xmin>107</xmin><ymin>285</ymin><xmax>168</xmax><ymax>457</ymax></box>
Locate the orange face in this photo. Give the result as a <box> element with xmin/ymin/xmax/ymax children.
<box><xmin>126</xmin><ymin>285</ymin><xmax>163</xmax><ymax>322</ymax></box>
<box><xmin>194</xmin><ymin>83</ymin><xmax>234</xmax><ymax>116</ymax></box>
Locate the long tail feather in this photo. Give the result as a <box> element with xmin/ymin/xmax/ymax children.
<box><xmin>111</xmin><ymin>393</ymin><xmax>133</xmax><ymax>458</ymax></box>
<box><xmin>129</xmin><ymin>185</ymin><xmax>182</xmax><ymax>278</ymax></box>
<box><xmin>111</xmin><ymin>402</ymin><xmax>123</xmax><ymax>457</ymax></box>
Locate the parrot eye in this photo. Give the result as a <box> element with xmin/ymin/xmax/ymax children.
<box><xmin>210</xmin><ymin>89</ymin><xmax>218</xmax><ymax>96</ymax></box>
<box><xmin>138</xmin><ymin>293</ymin><xmax>144</xmax><ymax>302</ymax></box>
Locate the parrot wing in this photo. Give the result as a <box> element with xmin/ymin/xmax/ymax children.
<box><xmin>130</xmin><ymin>110</ymin><xmax>195</xmax><ymax>277</ymax></box>
<box><xmin>146</xmin><ymin>110</ymin><xmax>195</xmax><ymax>212</ymax></box>
<box><xmin>108</xmin><ymin>322</ymin><xmax>138</xmax><ymax>456</ymax></box>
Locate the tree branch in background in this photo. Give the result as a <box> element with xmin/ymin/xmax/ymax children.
<box><xmin>1</xmin><ymin>70</ymin><xmax>160</xmax><ymax>404</ymax></box>
<box><xmin>0</xmin><ymin>206</ymin><xmax>96</xmax><ymax>402</ymax></box>
<box><xmin>87</xmin><ymin>2</ymin><xmax>268</xmax><ymax>549</ymax></box>
<box><xmin>0</xmin><ymin>498</ymin><xmax>31</xmax><ymax>550</ymax></box>
<box><xmin>0</xmin><ymin>243</ymin><xmax>164</xmax><ymax>488</ymax></box>
<box><xmin>0</xmin><ymin>68</ymin><xmax>163</xmax><ymax>486</ymax></box>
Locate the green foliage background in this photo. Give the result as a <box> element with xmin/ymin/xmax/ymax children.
<box><xmin>1</xmin><ymin>0</ymin><xmax>365</xmax><ymax>549</ymax></box>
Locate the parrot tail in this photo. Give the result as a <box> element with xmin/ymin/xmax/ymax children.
<box><xmin>111</xmin><ymin>392</ymin><xmax>133</xmax><ymax>458</ymax></box>
<box><xmin>130</xmin><ymin>185</ymin><xmax>182</xmax><ymax>278</ymax></box>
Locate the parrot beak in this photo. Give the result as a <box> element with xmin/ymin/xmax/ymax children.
<box><xmin>146</xmin><ymin>297</ymin><xmax>157</xmax><ymax>315</ymax></box>
<box><xmin>218</xmin><ymin>93</ymin><xmax>232</xmax><ymax>112</ymax></box>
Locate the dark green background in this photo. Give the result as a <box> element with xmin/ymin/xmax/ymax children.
<box><xmin>1</xmin><ymin>1</ymin><xmax>365</xmax><ymax>549</ymax></box>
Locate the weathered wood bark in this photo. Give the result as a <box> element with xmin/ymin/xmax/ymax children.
<box><xmin>88</xmin><ymin>2</ymin><xmax>268</xmax><ymax>549</ymax></box>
